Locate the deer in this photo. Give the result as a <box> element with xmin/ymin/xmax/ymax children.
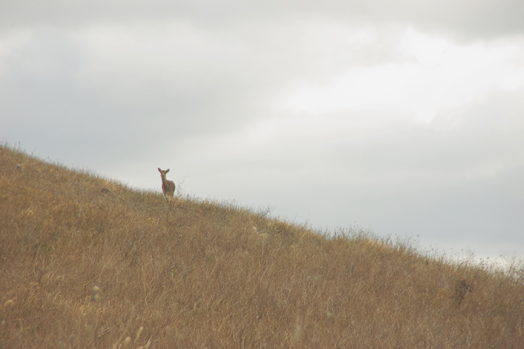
<box><xmin>158</xmin><ymin>168</ymin><xmax>176</xmax><ymax>201</ymax></box>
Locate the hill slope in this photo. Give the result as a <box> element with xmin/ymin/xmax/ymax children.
<box><xmin>1</xmin><ymin>144</ymin><xmax>523</xmax><ymax>348</ymax></box>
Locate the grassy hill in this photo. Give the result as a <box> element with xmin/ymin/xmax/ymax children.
<box><xmin>1</xmin><ymin>144</ymin><xmax>523</xmax><ymax>348</ymax></box>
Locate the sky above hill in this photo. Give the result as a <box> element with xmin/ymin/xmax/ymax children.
<box><xmin>2</xmin><ymin>0</ymin><xmax>523</xmax><ymax>262</ymax></box>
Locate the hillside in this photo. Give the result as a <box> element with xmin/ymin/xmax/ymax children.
<box><xmin>1</xmin><ymin>144</ymin><xmax>523</xmax><ymax>348</ymax></box>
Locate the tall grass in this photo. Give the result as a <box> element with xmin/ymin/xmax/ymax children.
<box><xmin>1</xmin><ymin>144</ymin><xmax>523</xmax><ymax>348</ymax></box>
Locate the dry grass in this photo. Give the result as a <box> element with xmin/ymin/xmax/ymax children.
<box><xmin>1</xmin><ymin>144</ymin><xmax>524</xmax><ymax>348</ymax></box>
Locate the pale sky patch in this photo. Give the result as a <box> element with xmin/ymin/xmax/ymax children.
<box><xmin>281</xmin><ymin>28</ymin><xmax>524</xmax><ymax>122</ymax></box>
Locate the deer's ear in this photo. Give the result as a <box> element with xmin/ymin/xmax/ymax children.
<box><xmin>166</xmin><ymin>169</ymin><xmax>170</xmax><ymax>173</ymax></box>
<box><xmin>158</xmin><ymin>168</ymin><xmax>161</xmax><ymax>172</ymax></box>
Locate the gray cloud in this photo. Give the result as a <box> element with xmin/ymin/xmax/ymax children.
<box><xmin>2</xmin><ymin>0</ymin><xmax>524</xmax><ymax>40</ymax></box>
<box><xmin>0</xmin><ymin>18</ymin><xmax>404</xmax><ymax>168</ymax></box>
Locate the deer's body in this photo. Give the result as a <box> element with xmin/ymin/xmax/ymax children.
<box><xmin>158</xmin><ymin>168</ymin><xmax>175</xmax><ymax>199</ymax></box>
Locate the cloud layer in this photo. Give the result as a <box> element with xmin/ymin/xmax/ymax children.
<box><xmin>3</xmin><ymin>0</ymin><xmax>524</xmax><ymax>39</ymax></box>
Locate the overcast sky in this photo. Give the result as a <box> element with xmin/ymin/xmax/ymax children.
<box><xmin>2</xmin><ymin>0</ymin><xmax>523</xmax><ymax>262</ymax></box>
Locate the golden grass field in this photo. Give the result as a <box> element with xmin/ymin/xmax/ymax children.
<box><xmin>1</xmin><ymin>144</ymin><xmax>523</xmax><ymax>348</ymax></box>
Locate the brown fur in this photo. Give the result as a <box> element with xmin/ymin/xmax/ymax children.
<box><xmin>158</xmin><ymin>168</ymin><xmax>175</xmax><ymax>199</ymax></box>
